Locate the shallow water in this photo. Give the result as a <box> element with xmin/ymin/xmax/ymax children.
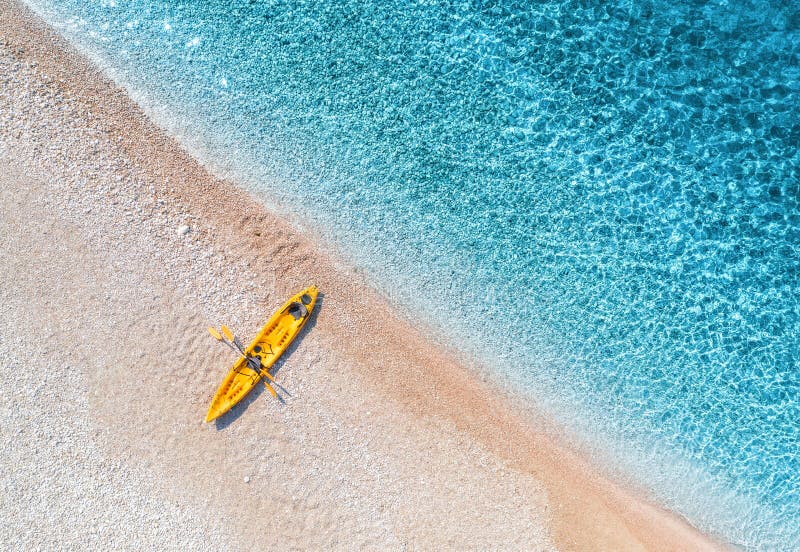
<box><xmin>25</xmin><ymin>0</ymin><xmax>800</xmax><ymax>548</ymax></box>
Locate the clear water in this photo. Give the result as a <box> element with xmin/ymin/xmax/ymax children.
<box><xmin>25</xmin><ymin>0</ymin><xmax>800</xmax><ymax>548</ymax></box>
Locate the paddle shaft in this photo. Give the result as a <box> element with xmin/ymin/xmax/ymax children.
<box><xmin>219</xmin><ymin>336</ymin><xmax>276</xmax><ymax>382</ymax></box>
<box><xmin>210</xmin><ymin>327</ymin><xmax>279</xmax><ymax>395</ymax></box>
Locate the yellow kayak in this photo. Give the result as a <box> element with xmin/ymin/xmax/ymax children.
<box><xmin>205</xmin><ymin>286</ymin><xmax>318</xmax><ymax>422</ymax></box>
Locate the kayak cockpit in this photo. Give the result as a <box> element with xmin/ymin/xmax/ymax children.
<box><xmin>287</xmin><ymin>301</ymin><xmax>308</xmax><ymax>320</ymax></box>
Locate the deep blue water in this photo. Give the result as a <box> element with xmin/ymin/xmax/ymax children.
<box><xmin>26</xmin><ymin>0</ymin><xmax>800</xmax><ymax>547</ymax></box>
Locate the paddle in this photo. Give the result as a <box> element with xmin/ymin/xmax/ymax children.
<box><xmin>262</xmin><ymin>380</ymin><xmax>278</xmax><ymax>398</ymax></box>
<box><xmin>209</xmin><ymin>325</ymin><xmax>279</xmax><ymax>397</ymax></box>
<box><xmin>257</xmin><ymin>369</ymin><xmax>291</xmax><ymax>397</ymax></box>
<box><xmin>222</xmin><ymin>325</ymin><xmax>248</xmax><ymax>357</ymax></box>
<box><xmin>208</xmin><ymin>326</ymin><xmax>239</xmax><ymax>358</ymax></box>
<box><xmin>212</xmin><ymin>325</ymin><xmax>251</xmax><ymax>363</ymax></box>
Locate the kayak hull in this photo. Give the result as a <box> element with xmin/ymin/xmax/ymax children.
<box><xmin>205</xmin><ymin>286</ymin><xmax>318</xmax><ymax>422</ymax></box>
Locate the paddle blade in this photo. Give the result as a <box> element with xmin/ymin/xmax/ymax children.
<box><xmin>263</xmin><ymin>381</ymin><xmax>278</xmax><ymax>398</ymax></box>
<box><xmin>261</xmin><ymin>370</ymin><xmax>275</xmax><ymax>382</ymax></box>
<box><xmin>221</xmin><ymin>325</ymin><xmax>234</xmax><ymax>341</ymax></box>
<box><xmin>208</xmin><ymin>326</ymin><xmax>223</xmax><ymax>341</ymax></box>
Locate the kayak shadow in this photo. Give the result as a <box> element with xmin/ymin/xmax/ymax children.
<box><xmin>213</xmin><ymin>292</ymin><xmax>324</xmax><ymax>430</ymax></box>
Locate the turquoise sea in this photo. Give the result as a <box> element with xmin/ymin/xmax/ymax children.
<box><xmin>25</xmin><ymin>0</ymin><xmax>799</xmax><ymax>548</ymax></box>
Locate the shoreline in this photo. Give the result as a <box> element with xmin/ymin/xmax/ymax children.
<box><xmin>1</xmin><ymin>1</ymin><xmax>730</xmax><ymax>549</ymax></box>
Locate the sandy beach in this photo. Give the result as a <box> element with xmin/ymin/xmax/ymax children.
<box><xmin>0</xmin><ymin>1</ymin><xmax>731</xmax><ymax>549</ymax></box>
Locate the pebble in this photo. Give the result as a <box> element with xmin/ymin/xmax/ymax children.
<box><xmin>244</xmin><ymin>476</ymin><xmax>251</xmax><ymax>483</ymax></box>
<box><xmin>177</xmin><ymin>224</ymin><xmax>190</xmax><ymax>236</ymax></box>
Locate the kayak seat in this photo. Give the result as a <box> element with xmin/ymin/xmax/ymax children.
<box><xmin>287</xmin><ymin>301</ymin><xmax>308</xmax><ymax>320</ymax></box>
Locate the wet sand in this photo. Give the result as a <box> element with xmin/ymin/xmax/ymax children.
<box><xmin>0</xmin><ymin>1</ymin><xmax>730</xmax><ymax>549</ymax></box>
